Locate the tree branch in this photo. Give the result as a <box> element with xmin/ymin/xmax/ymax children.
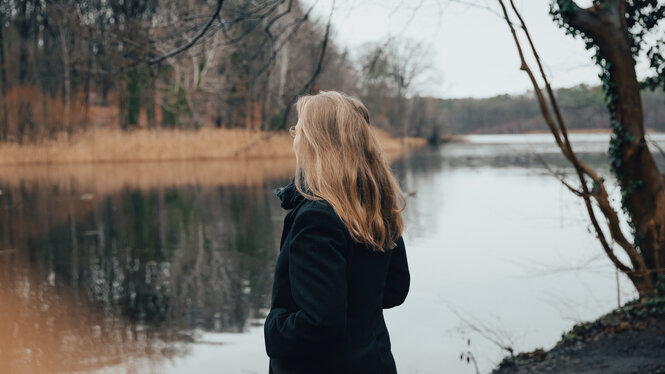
<box><xmin>147</xmin><ymin>0</ymin><xmax>225</xmax><ymax>66</ymax></box>
<box><xmin>510</xmin><ymin>0</ymin><xmax>649</xmax><ymax>278</ymax></box>
<box><xmin>248</xmin><ymin>1</ymin><xmax>318</xmax><ymax>84</ymax></box>
<box><xmin>497</xmin><ymin>0</ymin><xmax>645</xmax><ymax>279</ymax></box>
<box><xmin>264</xmin><ymin>0</ymin><xmax>293</xmax><ymax>39</ymax></box>
<box><xmin>279</xmin><ymin>0</ymin><xmax>335</xmax><ymax>130</ymax></box>
<box><xmin>555</xmin><ymin>0</ymin><xmax>604</xmax><ymax>36</ymax></box>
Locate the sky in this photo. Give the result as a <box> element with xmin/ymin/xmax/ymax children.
<box><xmin>303</xmin><ymin>0</ymin><xmax>651</xmax><ymax>99</ymax></box>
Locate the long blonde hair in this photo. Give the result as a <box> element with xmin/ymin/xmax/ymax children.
<box><xmin>293</xmin><ymin>91</ymin><xmax>405</xmax><ymax>251</ymax></box>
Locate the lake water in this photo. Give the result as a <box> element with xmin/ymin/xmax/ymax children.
<box><xmin>2</xmin><ymin>133</ymin><xmax>665</xmax><ymax>374</ymax></box>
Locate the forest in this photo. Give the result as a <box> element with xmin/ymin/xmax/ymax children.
<box><xmin>443</xmin><ymin>86</ymin><xmax>665</xmax><ymax>134</ymax></box>
<box><xmin>0</xmin><ymin>0</ymin><xmax>443</xmax><ymax>143</ymax></box>
<box><xmin>4</xmin><ymin>0</ymin><xmax>659</xmax><ymax>145</ymax></box>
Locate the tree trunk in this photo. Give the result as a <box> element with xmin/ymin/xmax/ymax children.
<box><xmin>60</xmin><ymin>27</ymin><xmax>71</xmax><ymax>133</ymax></box>
<box><xmin>84</xmin><ymin>35</ymin><xmax>93</xmax><ymax>112</ymax></box>
<box><xmin>148</xmin><ymin>67</ymin><xmax>157</xmax><ymax>129</ymax></box>
<box><xmin>559</xmin><ymin>0</ymin><xmax>665</xmax><ymax>294</ymax></box>
<box><xmin>0</xmin><ymin>19</ymin><xmax>9</xmax><ymax>141</ymax></box>
<box><xmin>603</xmin><ymin>38</ymin><xmax>665</xmax><ymax>291</ymax></box>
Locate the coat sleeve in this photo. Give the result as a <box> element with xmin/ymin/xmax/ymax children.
<box><xmin>383</xmin><ymin>236</ymin><xmax>410</xmax><ymax>309</ymax></box>
<box><xmin>264</xmin><ymin>204</ymin><xmax>348</xmax><ymax>358</ymax></box>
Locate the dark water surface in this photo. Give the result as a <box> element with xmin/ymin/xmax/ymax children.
<box><xmin>0</xmin><ymin>167</ymin><xmax>291</xmax><ymax>373</ymax></box>
<box><xmin>1</xmin><ymin>134</ymin><xmax>664</xmax><ymax>373</ymax></box>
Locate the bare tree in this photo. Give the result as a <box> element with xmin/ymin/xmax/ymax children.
<box><xmin>360</xmin><ymin>38</ymin><xmax>436</xmax><ymax>137</ymax></box>
<box><xmin>497</xmin><ymin>0</ymin><xmax>665</xmax><ymax>297</ymax></box>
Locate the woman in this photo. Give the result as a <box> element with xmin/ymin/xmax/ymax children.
<box><xmin>264</xmin><ymin>91</ymin><xmax>410</xmax><ymax>374</ymax></box>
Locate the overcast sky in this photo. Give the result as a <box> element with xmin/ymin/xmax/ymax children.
<box><xmin>303</xmin><ymin>0</ymin><xmax>652</xmax><ymax>99</ymax></box>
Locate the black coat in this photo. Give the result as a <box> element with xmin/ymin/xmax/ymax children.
<box><xmin>264</xmin><ymin>183</ymin><xmax>410</xmax><ymax>374</ymax></box>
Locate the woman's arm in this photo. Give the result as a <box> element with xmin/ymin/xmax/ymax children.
<box><xmin>382</xmin><ymin>236</ymin><xmax>410</xmax><ymax>309</ymax></box>
<box><xmin>264</xmin><ymin>204</ymin><xmax>348</xmax><ymax>358</ymax></box>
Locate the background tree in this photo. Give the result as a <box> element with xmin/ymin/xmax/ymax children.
<box><xmin>359</xmin><ymin>37</ymin><xmax>438</xmax><ymax>138</ymax></box>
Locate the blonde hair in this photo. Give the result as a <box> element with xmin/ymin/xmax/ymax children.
<box><xmin>293</xmin><ymin>91</ymin><xmax>405</xmax><ymax>251</ymax></box>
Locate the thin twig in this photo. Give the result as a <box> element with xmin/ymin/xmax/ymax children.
<box><xmin>646</xmin><ymin>133</ymin><xmax>665</xmax><ymax>163</ymax></box>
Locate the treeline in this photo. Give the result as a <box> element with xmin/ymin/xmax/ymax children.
<box><xmin>442</xmin><ymin>85</ymin><xmax>665</xmax><ymax>134</ymax></box>
<box><xmin>0</xmin><ymin>0</ymin><xmax>444</xmax><ymax>143</ymax></box>
<box><xmin>1</xmin><ymin>1</ymin><xmax>661</xmax><ymax>143</ymax></box>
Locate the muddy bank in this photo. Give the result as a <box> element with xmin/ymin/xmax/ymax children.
<box><xmin>492</xmin><ymin>298</ymin><xmax>665</xmax><ymax>374</ymax></box>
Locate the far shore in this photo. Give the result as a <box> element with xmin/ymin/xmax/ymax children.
<box><xmin>0</xmin><ymin>128</ymin><xmax>426</xmax><ymax>166</ymax></box>
<box><xmin>519</xmin><ymin>128</ymin><xmax>662</xmax><ymax>135</ymax></box>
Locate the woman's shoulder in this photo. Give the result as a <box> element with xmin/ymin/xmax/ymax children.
<box><xmin>291</xmin><ymin>198</ymin><xmax>347</xmax><ymax>233</ymax></box>
<box><xmin>286</xmin><ymin>198</ymin><xmax>351</xmax><ymax>253</ymax></box>
<box><xmin>294</xmin><ymin>197</ymin><xmax>339</xmax><ymax>222</ymax></box>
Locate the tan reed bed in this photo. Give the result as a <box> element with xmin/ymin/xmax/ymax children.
<box><xmin>0</xmin><ymin>128</ymin><xmax>424</xmax><ymax>165</ymax></box>
<box><xmin>0</xmin><ymin>128</ymin><xmax>294</xmax><ymax>164</ymax></box>
<box><xmin>0</xmin><ymin>128</ymin><xmax>424</xmax><ymax>192</ymax></box>
<box><xmin>0</xmin><ymin>159</ymin><xmax>297</xmax><ymax>195</ymax></box>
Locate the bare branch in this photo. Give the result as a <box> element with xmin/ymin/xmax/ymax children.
<box><xmin>452</xmin><ymin>308</ymin><xmax>516</xmax><ymax>358</ymax></box>
<box><xmin>279</xmin><ymin>0</ymin><xmax>335</xmax><ymax>130</ymax></box>
<box><xmin>497</xmin><ymin>0</ymin><xmax>641</xmax><ymax>278</ymax></box>
<box><xmin>217</xmin><ymin>0</ymin><xmax>285</xmax><ymax>45</ymax></box>
<box><xmin>248</xmin><ymin>1</ymin><xmax>319</xmax><ymax>84</ymax></box>
<box><xmin>529</xmin><ymin>145</ymin><xmax>583</xmax><ymax>196</ymax></box>
<box><xmin>147</xmin><ymin>0</ymin><xmax>225</xmax><ymax>66</ymax></box>
<box><xmin>507</xmin><ymin>0</ymin><xmax>651</xmax><ymax>280</ymax></box>
<box><xmin>264</xmin><ymin>0</ymin><xmax>293</xmax><ymax>39</ymax></box>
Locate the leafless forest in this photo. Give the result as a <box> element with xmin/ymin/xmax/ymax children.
<box><xmin>0</xmin><ymin>0</ymin><xmax>448</xmax><ymax>143</ymax></box>
<box><xmin>4</xmin><ymin>0</ymin><xmax>660</xmax><ymax>145</ymax></box>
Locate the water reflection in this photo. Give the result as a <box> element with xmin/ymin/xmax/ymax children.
<box><xmin>0</xmin><ymin>160</ymin><xmax>293</xmax><ymax>373</ymax></box>
<box><xmin>2</xmin><ymin>133</ymin><xmax>665</xmax><ymax>373</ymax></box>
<box><xmin>441</xmin><ymin>133</ymin><xmax>665</xmax><ymax>171</ymax></box>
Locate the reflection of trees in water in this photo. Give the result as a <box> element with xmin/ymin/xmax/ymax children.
<box><xmin>392</xmin><ymin>146</ymin><xmax>446</xmax><ymax>194</ymax></box>
<box><xmin>0</xmin><ymin>275</ymin><xmax>192</xmax><ymax>373</ymax></box>
<box><xmin>437</xmin><ymin>142</ymin><xmax>665</xmax><ymax>172</ymax></box>
<box><xmin>0</xmin><ymin>179</ymin><xmax>288</xmax><ymax>371</ymax></box>
<box><xmin>389</xmin><ymin>143</ymin><xmax>665</xmax><ymax>241</ymax></box>
<box><xmin>396</xmin><ymin>142</ymin><xmax>665</xmax><ymax>178</ymax></box>
<box><xmin>441</xmin><ymin>149</ymin><xmax>613</xmax><ymax>171</ymax></box>
<box><xmin>390</xmin><ymin>147</ymin><xmax>446</xmax><ymax>241</ymax></box>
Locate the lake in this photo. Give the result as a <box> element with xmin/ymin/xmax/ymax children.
<box><xmin>2</xmin><ymin>133</ymin><xmax>664</xmax><ymax>373</ymax></box>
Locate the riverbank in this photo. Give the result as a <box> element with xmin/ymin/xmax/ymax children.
<box><xmin>0</xmin><ymin>128</ymin><xmax>426</xmax><ymax>165</ymax></box>
<box><xmin>492</xmin><ymin>297</ymin><xmax>665</xmax><ymax>374</ymax></box>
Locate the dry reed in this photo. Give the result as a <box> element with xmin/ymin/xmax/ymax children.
<box><xmin>0</xmin><ymin>128</ymin><xmax>424</xmax><ymax>165</ymax></box>
<box><xmin>0</xmin><ymin>159</ymin><xmax>296</xmax><ymax>195</ymax></box>
<box><xmin>0</xmin><ymin>128</ymin><xmax>424</xmax><ymax>192</ymax></box>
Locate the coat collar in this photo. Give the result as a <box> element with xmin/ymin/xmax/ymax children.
<box><xmin>276</xmin><ymin>181</ymin><xmax>304</xmax><ymax>210</ymax></box>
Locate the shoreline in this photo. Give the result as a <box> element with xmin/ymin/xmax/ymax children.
<box><xmin>491</xmin><ymin>297</ymin><xmax>665</xmax><ymax>374</ymax></box>
<box><xmin>517</xmin><ymin>128</ymin><xmax>663</xmax><ymax>135</ymax></box>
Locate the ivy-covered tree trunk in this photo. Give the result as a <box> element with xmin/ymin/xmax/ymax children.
<box><xmin>555</xmin><ymin>0</ymin><xmax>665</xmax><ymax>295</ymax></box>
